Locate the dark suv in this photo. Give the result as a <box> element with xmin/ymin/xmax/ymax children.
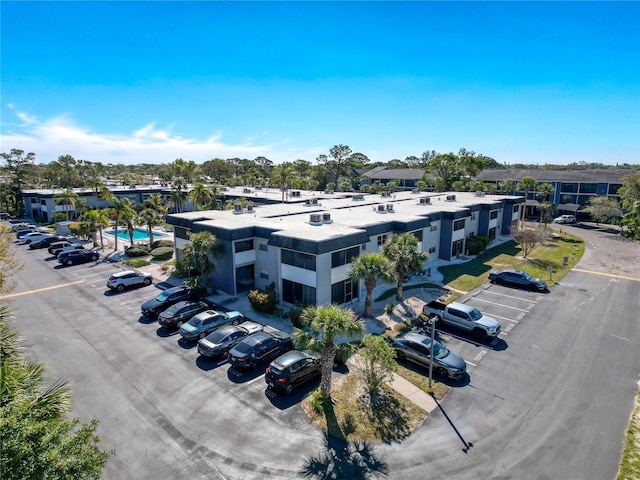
<box><xmin>265</xmin><ymin>350</ymin><xmax>320</xmax><ymax>394</ymax></box>
<box><xmin>157</xmin><ymin>301</ymin><xmax>209</xmax><ymax>329</ymax></box>
<box><xmin>57</xmin><ymin>249</ymin><xmax>99</xmax><ymax>266</ymax></box>
<box><xmin>140</xmin><ymin>286</ymin><xmax>197</xmax><ymax>319</ymax></box>
<box><xmin>228</xmin><ymin>331</ymin><xmax>293</xmax><ymax>371</ymax></box>
<box><xmin>28</xmin><ymin>235</ymin><xmax>67</xmax><ymax>249</ymax></box>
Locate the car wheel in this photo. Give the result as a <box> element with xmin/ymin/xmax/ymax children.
<box><xmin>396</xmin><ymin>350</ymin><xmax>405</xmax><ymax>360</ymax></box>
<box><xmin>435</xmin><ymin>367</ymin><xmax>448</xmax><ymax>378</ymax></box>
<box><xmin>220</xmin><ymin>348</ymin><xmax>229</xmax><ymax>358</ymax></box>
<box><xmin>143</xmin><ymin>278</ymin><xmax>152</xmax><ymax>286</ymax></box>
<box><xmin>116</xmin><ymin>284</ymin><xmax>125</xmax><ymax>292</ymax></box>
<box><xmin>284</xmin><ymin>383</ymin><xmax>294</xmax><ymax>394</ymax></box>
<box><xmin>66</xmin><ymin>259</ymin><xmax>73</xmax><ymax>266</ymax></box>
<box><xmin>199</xmin><ymin>331</ymin><xmax>207</xmax><ymax>339</ymax></box>
<box><xmin>91</xmin><ymin>255</ymin><xmax>98</xmax><ymax>261</ymax></box>
<box><xmin>177</xmin><ymin>321</ymin><xmax>183</xmax><ymax>328</ymax></box>
<box><xmin>232</xmin><ymin>318</ymin><xmax>240</xmax><ymax>325</ymax></box>
<box><xmin>472</xmin><ymin>329</ymin><xmax>487</xmax><ymax>342</ymax></box>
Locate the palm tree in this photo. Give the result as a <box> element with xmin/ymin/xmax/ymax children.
<box><xmin>100</xmin><ymin>186</ymin><xmax>113</xmax><ymax>208</ymax></box>
<box><xmin>170</xmin><ymin>179</ymin><xmax>187</xmax><ymax>213</ymax></box>
<box><xmin>53</xmin><ymin>188</ymin><xmax>80</xmax><ymax>221</ymax></box>
<box><xmin>136</xmin><ymin>208</ymin><xmax>163</xmax><ymax>246</ymax></box>
<box><xmin>518</xmin><ymin>176</ymin><xmax>537</xmax><ymax>226</ymax></box>
<box><xmin>87</xmin><ymin>178</ymin><xmax>105</xmax><ymax>209</ymax></box>
<box><xmin>189</xmin><ymin>182</ymin><xmax>212</xmax><ymax>211</ymax></box>
<box><xmin>145</xmin><ymin>192</ymin><xmax>168</xmax><ymax>222</ymax></box>
<box><xmin>382</xmin><ymin>233</ymin><xmax>429</xmax><ymax>301</ymax></box>
<box><xmin>349</xmin><ymin>253</ymin><xmax>395</xmax><ymax>318</ymax></box>
<box><xmin>80</xmin><ymin>210</ymin><xmax>106</xmax><ymax>247</ymax></box>
<box><xmin>536</xmin><ymin>183</ymin><xmax>555</xmax><ymax>223</ymax></box>
<box><xmin>182</xmin><ymin>231</ymin><xmax>222</xmax><ymax>289</ymax></box>
<box><xmin>271</xmin><ymin>162</ymin><xmax>295</xmax><ymax>202</ymax></box>
<box><xmin>296</xmin><ymin>305</ymin><xmax>363</xmax><ymax>399</ymax></box>
<box><xmin>109</xmin><ymin>197</ymin><xmax>134</xmax><ymax>251</ymax></box>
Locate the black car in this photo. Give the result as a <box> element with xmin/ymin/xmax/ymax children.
<box><xmin>488</xmin><ymin>268</ymin><xmax>548</xmax><ymax>292</ymax></box>
<box><xmin>57</xmin><ymin>249</ymin><xmax>99</xmax><ymax>266</ymax></box>
<box><xmin>265</xmin><ymin>350</ymin><xmax>320</xmax><ymax>394</ymax></box>
<box><xmin>228</xmin><ymin>330</ymin><xmax>293</xmax><ymax>371</ymax></box>
<box><xmin>157</xmin><ymin>300</ymin><xmax>209</xmax><ymax>329</ymax></box>
<box><xmin>29</xmin><ymin>235</ymin><xmax>67</xmax><ymax>249</ymax></box>
<box><xmin>140</xmin><ymin>285</ymin><xmax>198</xmax><ymax>318</ymax></box>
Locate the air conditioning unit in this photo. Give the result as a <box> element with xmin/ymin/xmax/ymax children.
<box><xmin>446</xmin><ymin>195</ymin><xmax>457</xmax><ymax>201</ymax></box>
<box><xmin>291</xmin><ymin>191</ymin><xmax>300</xmax><ymax>197</ymax></box>
<box><xmin>311</xmin><ymin>198</ymin><xmax>318</xmax><ymax>205</ymax></box>
<box><xmin>353</xmin><ymin>194</ymin><xmax>364</xmax><ymax>201</ymax></box>
<box><xmin>322</xmin><ymin>213</ymin><xmax>332</xmax><ymax>224</ymax></box>
<box><xmin>243</xmin><ymin>188</ymin><xmax>251</xmax><ymax>194</ymax></box>
<box><xmin>233</xmin><ymin>204</ymin><xmax>243</xmax><ymax>214</ymax></box>
<box><xmin>247</xmin><ymin>205</ymin><xmax>254</xmax><ymax>213</ymax></box>
<box><xmin>419</xmin><ymin>197</ymin><xmax>431</xmax><ymax>205</ymax></box>
<box><xmin>386</xmin><ymin>204</ymin><xmax>394</xmax><ymax>212</ymax></box>
<box><xmin>412</xmin><ymin>187</ymin><xmax>420</xmax><ymax>194</ymax></box>
<box><xmin>377</xmin><ymin>204</ymin><xmax>387</xmax><ymax>213</ymax></box>
<box><xmin>475</xmin><ymin>191</ymin><xmax>485</xmax><ymax>197</ymax></box>
<box><xmin>310</xmin><ymin>214</ymin><xmax>322</xmax><ymax>225</ymax></box>
<box><xmin>381</xmin><ymin>191</ymin><xmax>391</xmax><ymax>198</ymax></box>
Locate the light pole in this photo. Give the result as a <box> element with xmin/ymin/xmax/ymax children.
<box><xmin>426</xmin><ymin>314</ymin><xmax>436</xmax><ymax>394</ymax></box>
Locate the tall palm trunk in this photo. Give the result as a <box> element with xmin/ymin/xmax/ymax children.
<box><xmin>320</xmin><ymin>343</ymin><xmax>337</xmax><ymax>399</ymax></box>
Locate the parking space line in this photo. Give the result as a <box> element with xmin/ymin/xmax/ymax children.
<box><xmin>483</xmin><ymin>290</ymin><xmax>538</xmax><ymax>303</ymax></box>
<box><xmin>119</xmin><ymin>297</ymin><xmax>148</xmax><ymax>305</ymax></box>
<box><xmin>73</xmin><ymin>269</ymin><xmax>115</xmax><ymax>278</ymax></box>
<box><xmin>473</xmin><ymin>297</ymin><xmax>531</xmax><ymax>312</ymax></box>
<box><xmin>517</xmin><ymin>312</ymin><xmax>526</xmax><ymax>321</ymax></box>
<box><xmin>0</xmin><ymin>280</ymin><xmax>84</xmax><ymax>299</ymax></box>
<box><xmin>465</xmin><ymin>360</ymin><xmax>477</xmax><ymax>367</ymax></box>
<box><xmin>479</xmin><ymin>311</ymin><xmax>519</xmax><ymax>323</ymax></box>
<box><xmin>473</xmin><ymin>350</ymin><xmax>487</xmax><ymax>362</ymax></box>
<box><xmin>504</xmin><ymin>323</ymin><xmax>515</xmax><ymax>334</ymax></box>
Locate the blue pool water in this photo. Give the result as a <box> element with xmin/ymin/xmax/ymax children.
<box><xmin>107</xmin><ymin>228</ymin><xmax>167</xmax><ymax>241</ymax></box>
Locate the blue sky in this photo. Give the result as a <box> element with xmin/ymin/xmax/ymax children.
<box><xmin>1</xmin><ymin>1</ymin><xmax>639</xmax><ymax>166</ymax></box>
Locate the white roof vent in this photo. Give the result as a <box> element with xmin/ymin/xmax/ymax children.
<box><xmin>376</xmin><ymin>204</ymin><xmax>387</xmax><ymax>213</ymax></box>
<box><xmin>309</xmin><ymin>214</ymin><xmax>322</xmax><ymax>225</ymax></box>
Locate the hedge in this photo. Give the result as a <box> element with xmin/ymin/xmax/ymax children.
<box><xmin>125</xmin><ymin>245</ymin><xmax>151</xmax><ymax>257</ymax></box>
<box><xmin>151</xmin><ymin>239</ymin><xmax>174</xmax><ymax>249</ymax></box>
<box><xmin>150</xmin><ymin>246</ymin><xmax>174</xmax><ymax>261</ymax></box>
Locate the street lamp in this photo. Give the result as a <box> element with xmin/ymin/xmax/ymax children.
<box><xmin>426</xmin><ymin>314</ymin><xmax>437</xmax><ymax>395</ymax></box>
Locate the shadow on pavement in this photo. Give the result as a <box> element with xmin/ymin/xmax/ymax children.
<box><xmin>156</xmin><ymin>327</ymin><xmax>179</xmax><ymax>338</ymax></box>
<box><xmin>432</xmin><ymin>396</ymin><xmax>474</xmax><ymax>454</ymax></box>
<box><xmin>195</xmin><ymin>355</ymin><xmax>227</xmax><ymax>372</ymax></box>
<box><xmin>226</xmin><ymin>366</ymin><xmax>265</xmax><ymax>384</ymax></box>
<box><xmin>177</xmin><ymin>338</ymin><xmax>197</xmax><ymax>350</ymax></box>
<box><xmin>395</xmin><ymin>358</ymin><xmax>470</xmax><ymax>388</ymax></box>
<box><xmin>138</xmin><ymin>315</ymin><xmax>156</xmax><ymax>325</ymax></box>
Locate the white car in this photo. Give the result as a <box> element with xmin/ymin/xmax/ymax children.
<box><xmin>553</xmin><ymin>215</ymin><xmax>577</xmax><ymax>224</ymax></box>
<box><xmin>107</xmin><ymin>270</ymin><xmax>153</xmax><ymax>292</ymax></box>
<box><xmin>19</xmin><ymin>231</ymin><xmax>54</xmax><ymax>245</ymax></box>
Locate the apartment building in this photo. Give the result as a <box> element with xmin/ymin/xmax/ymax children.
<box><xmin>167</xmin><ymin>190</ymin><xmax>523</xmax><ymax>308</ymax></box>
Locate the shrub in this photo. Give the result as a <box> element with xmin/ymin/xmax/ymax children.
<box><xmin>151</xmin><ymin>239</ymin><xmax>174</xmax><ymax>249</ymax></box>
<box><xmin>466</xmin><ymin>234</ymin><xmax>491</xmax><ymax>255</ymax></box>
<box><xmin>52</xmin><ymin>212</ymin><xmax>67</xmax><ymax>223</ymax></box>
<box><xmin>309</xmin><ymin>389</ymin><xmax>328</xmax><ymax>415</ymax></box>
<box><xmin>334</xmin><ymin>343</ymin><xmax>353</xmax><ymax>365</ymax></box>
<box><xmin>248</xmin><ymin>282</ymin><xmax>277</xmax><ymax>314</ymax></box>
<box><xmin>122</xmin><ymin>259</ymin><xmax>150</xmax><ymax>267</ymax></box>
<box><xmin>289</xmin><ymin>303</ymin><xmax>307</xmax><ymax>329</ymax></box>
<box><xmin>150</xmin><ymin>246</ymin><xmax>173</xmax><ymax>261</ymax></box>
<box><xmin>384</xmin><ymin>301</ymin><xmax>396</xmax><ymax>315</ymax></box>
<box><xmin>124</xmin><ymin>245</ymin><xmax>151</xmax><ymax>258</ymax></box>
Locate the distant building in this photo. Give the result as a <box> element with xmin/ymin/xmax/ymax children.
<box><xmin>167</xmin><ymin>190</ymin><xmax>523</xmax><ymax>307</ymax></box>
<box><xmin>359</xmin><ymin>167</ymin><xmax>426</xmax><ymax>190</ymax></box>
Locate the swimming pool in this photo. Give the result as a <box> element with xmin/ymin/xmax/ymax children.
<box><xmin>106</xmin><ymin>227</ymin><xmax>167</xmax><ymax>242</ymax></box>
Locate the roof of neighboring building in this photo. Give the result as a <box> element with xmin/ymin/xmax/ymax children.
<box><xmin>475</xmin><ymin>168</ymin><xmax>639</xmax><ymax>184</ymax></box>
<box><xmin>361</xmin><ymin>168</ymin><xmax>425</xmax><ymax>180</ymax></box>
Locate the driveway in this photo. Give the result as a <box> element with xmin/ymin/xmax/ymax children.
<box><xmin>4</xmin><ymin>223</ymin><xmax>639</xmax><ymax>479</ymax></box>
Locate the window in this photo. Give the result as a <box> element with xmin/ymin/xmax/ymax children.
<box><xmin>40</xmin><ymin>199</ymin><xmax>47</xmax><ymax>205</ymax></box>
<box><xmin>513</xmin><ymin>205</ymin><xmax>519</xmax><ymax>213</ymax></box>
<box><xmin>30</xmin><ymin>198</ymin><xmax>37</xmax><ymax>203</ymax></box>
<box><xmin>281</xmin><ymin>249</ymin><xmax>316</xmax><ymax>271</ymax></box>
<box><xmin>234</xmin><ymin>239</ymin><xmax>254</xmax><ymax>253</ymax></box>
<box><xmin>377</xmin><ymin>234</ymin><xmax>387</xmax><ymax>246</ymax></box>
<box><xmin>259</xmin><ymin>243</ymin><xmax>268</xmax><ymax>252</ymax></box>
<box><xmin>490</xmin><ymin>210</ymin><xmax>498</xmax><ymax>220</ymax></box>
<box><xmin>331</xmin><ymin>246</ymin><xmax>360</xmax><ymax>268</ymax></box>
<box><xmin>471</xmin><ymin>213</ymin><xmax>476</xmax><ymax>220</ymax></box>
<box><xmin>451</xmin><ymin>239</ymin><xmax>464</xmax><ymax>257</ymax></box>
<box><xmin>579</xmin><ymin>183</ymin><xmax>597</xmax><ymax>194</ymax></box>
<box><xmin>331</xmin><ymin>280</ymin><xmax>358</xmax><ymax>305</ymax></box>
<box><xmin>453</xmin><ymin>219</ymin><xmax>465</xmax><ymax>231</ymax></box>
<box><xmin>430</xmin><ymin>224</ymin><xmax>438</xmax><ymax>232</ymax></box>
<box><xmin>260</xmin><ymin>271</ymin><xmax>269</xmax><ymax>280</ymax></box>
<box><xmin>428</xmin><ymin>246</ymin><xmax>436</xmax><ymax>254</ymax></box>
<box><xmin>608</xmin><ymin>184</ymin><xmax>621</xmax><ymax>195</ymax></box>
<box><xmin>411</xmin><ymin>230</ymin><xmax>423</xmax><ymax>242</ymax></box>
<box><xmin>560</xmin><ymin>183</ymin><xmax>578</xmax><ymax>193</ymax></box>
<box><xmin>282</xmin><ymin>279</ymin><xmax>316</xmax><ymax>305</ymax></box>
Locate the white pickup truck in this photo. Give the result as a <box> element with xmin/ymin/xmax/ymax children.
<box><xmin>423</xmin><ymin>300</ymin><xmax>501</xmax><ymax>342</ymax></box>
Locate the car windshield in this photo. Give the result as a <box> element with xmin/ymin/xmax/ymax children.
<box><xmin>207</xmin><ymin>331</ymin><xmax>228</xmax><ymax>343</ymax></box>
<box><xmin>163</xmin><ymin>304</ymin><xmax>180</xmax><ymax>315</ymax></box>
<box><xmin>186</xmin><ymin>317</ymin><xmax>201</xmax><ymax>327</ymax></box>
<box><xmin>522</xmin><ymin>272</ymin><xmax>532</xmax><ymax>280</ymax></box>
<box><xmin>432</xmin><ymin>342</ymin><xmax>449</xmax><ymax>359</ymax></box>
<box><xmin>233</xmin><ymin>342</ymin><xmax>253</xmax><ymax>354</ymax></box>
<box><xmin>155</xmin><ymin>292</ymin><xmax>169</xmax><ymax>302</ymax></box>
<box><xmin>469</xmin><ymin>308</ymin><xmax>483</xmax><ymax>321</ymax></box>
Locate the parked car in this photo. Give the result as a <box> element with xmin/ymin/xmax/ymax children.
<box><xmin>19</xmin><ymin>231</ymin><xmax>55</xmax><ymax>245</ymax></box>
<box><xmin>197</xmin><ymin>322</ymin><xmax>264</xmax><ymax>358</ymax></box>
<box><xmin>11</xmin><ymin>222</ymin><xmax>36</xmax><ymax>232</ymax></box>
<box><xmin>107</xmin><ymin>270</ymin><xmax>153</xmax><ymax>292</ymax></box>
<box><xmin>157</xmin><ymin>300</ymin><xmax>209</xmax><ymax>329</ymax></box>
<box><xmin>140</xmin><ymin>285</ymin><xmax>198</xmax><ymax>319</ymax></box>
<box><xmin>48</xmin><ymin>241</ymin><xmax>81</xmax><ymax>256</ymax></box>
<box><xmin>228</xmin><ymin>330</ymin><xmax>293</xmax><ymax>371</ymax></box>
<box><xmin>28</xmin><ymin>235</ymin><xmax>67</xmax><ymax>249</ymax></box>
<box><xmin>422</xmin><ymin>300</ymin><xmax>501</xmax><ymax>342</ymax></box>
<box><xmin>488</xmin><ymin>268</ymin><xmax>548</xmax><ymax>292</ymax></box>
<box><xmin>57</xmin><ymin>249</ymin><xmax>99</xmax><ymax>266</ymax></box>
<box><xmin>553</xmin><ymin>214</ymin><xmax>577</xmax><ymax>224</ymax></box>
<box><xmin>265</xmin><ymin>350</ymin><xmax>321</xmax><ymax>394</ymax></box>
<box><xmin>179</xmin><ymin>309</ymin><xmax>245</xmax><ymax>340</ymax></box>
<box><xmin>16</xmin><ymin>228</ymin><xmax>45</xmax><ymax>240</ymax></box>
<box><xmin>390</xmin><ymin>332</ymin><xmax>467</xmax><ymax>380</ymax></box>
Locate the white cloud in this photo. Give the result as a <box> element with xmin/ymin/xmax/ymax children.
<box><xmin>0</xmin><ymin>110</ymin><xmax>284</xmax><ymax>164</ymax></box>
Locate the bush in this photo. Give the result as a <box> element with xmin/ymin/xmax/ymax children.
<box><xmin>122</xmin><ymin>259</ymin><xmax>150</xmax><ymax>267</ymax></box>
<box><xmin>334</xmin><ymin>343</ymin><xmax>353</xmax><ymax>365</ymax></box>
<box><xmin>150</xmin><ymin>246</ymin><xmax>173</xmax><ymax>261</ymax></box>
<box><xmin>466</xmin><ymin>234</ymin><xmax>491</xmax><ymax>255</ymax></box>
<box><xmin>124</xmin><ymin>245</ymin><xmax>151</xmax><ymax>258</ymax></box>
<box><xmin>52</xmin><ymin>212</ymin><xmax>67</xmax><ymax>223</ymax></box>
<box><xmin>248</xmin><ymin>282</ymin><xmax>277</xmax><ymax>314</ymax></box>
<box><xmin>289</xmin><ymin>303</ymin><xmax>307</xmax><ymax>329</ymax></box>
<box><xmin>151</xmin><ymin>239</ymin><xmax>174</xmax><ymax>249</ymax></box>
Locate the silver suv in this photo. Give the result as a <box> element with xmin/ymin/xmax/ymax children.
<box><xmin>107</xmin><ymin>270</ymin><xmax>153</xmax><ymax>292</ymax></box>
